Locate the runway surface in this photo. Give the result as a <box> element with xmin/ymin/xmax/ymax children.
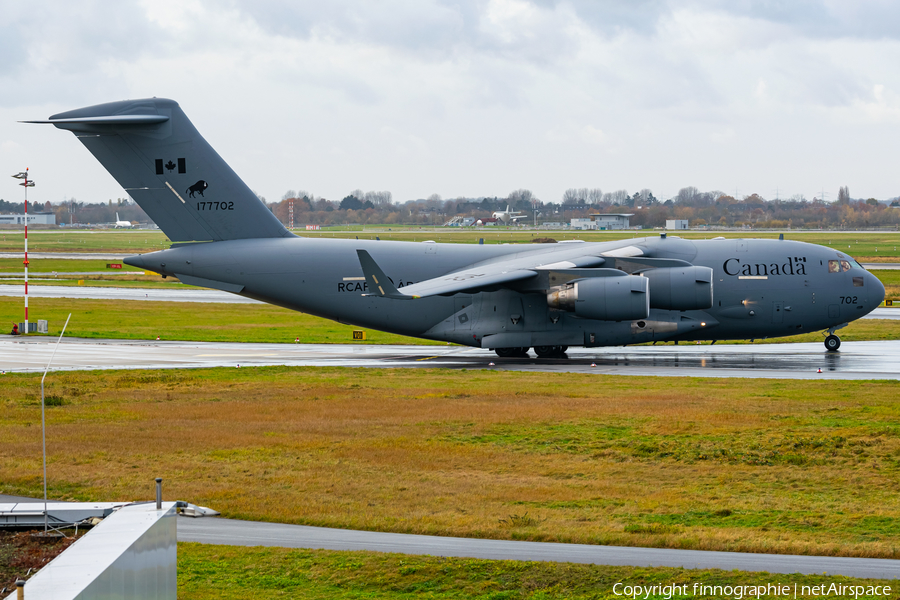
<box><xmin>4</xmin><ymin>494</ymin><xmax>896</xmax><ymax>578</ymax></box>
<box><xmin>0</xmin><ymin>252</ymin><xmax>130</xmax><ymax>260</ymax></box>
<box><xmin>0</xmin><ymin>284</ymin><xmax>261</xmax><ymax>303</ymax></box>
<box><xmin>3</xmin><ymin>336</ymin><xmax>900</xmax><ymax>379</ymax></box>
<box><xmin>177</xmin><ymin>517</ymin><xmax>900</xmax><ymax>579</ymax></box>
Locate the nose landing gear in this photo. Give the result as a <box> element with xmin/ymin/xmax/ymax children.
<box><xmin>824</xmin><ymin>323</ymin><xmax>847</xmax><ymax>352</ymax></box>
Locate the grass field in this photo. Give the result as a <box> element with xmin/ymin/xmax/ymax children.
<box><xmin>2</xmin><ymin>295</ymin><xmax>899</xmax><ymax>343</ymax></box>
<box><xmin>178</xmin><ymin>544</ymin><xmax>896</xmax><ymax>599</ymax></box>
<box><xmin>0</xmin><ymin>296</ymin><xmax>435</xmax><ymax>344</ymax></box>
<box><xmin>0</xmin><ymin>258</ymin><xmax>147</xmax><ymax>275</ymax></box>
<box><xmin>1</xmin><ymin>367</ymin><xmax>898</xmax><ymax>559</ymax></box>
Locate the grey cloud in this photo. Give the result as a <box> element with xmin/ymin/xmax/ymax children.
<box><xmin>538</xmin><ymin>0</ymin><xmax>673</xmax><ymax>35</ymax></box>
<box><xmin>0</xmin><ymin>0</ymin><xmax>170</xmax><ymax>107</ymax></box>
<box><xmin>228</xmin><ymin>0</ymin><xmax>578</xmax><ymax>67</ymax></box>
<box><xmin>697</xmin><ymin>0</ymin><xmax>900</xmax><ymax>41</ymax></box>
<box><xmin>227</xmin><ymin>0</ymin><xmax>472</xmax><ymax>54</ymax></box>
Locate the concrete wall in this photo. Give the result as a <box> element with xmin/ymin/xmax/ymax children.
<box><xmin>6</xmin><ymin>502</ymin><xmax>177</xmax><ymax>600</ymax></box>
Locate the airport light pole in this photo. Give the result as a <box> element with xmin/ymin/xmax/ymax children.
<box><xmin>11</xmin><ymin>169</ymin><xmax>34</xmax><ymax>333</ymax></box>
<box><xmin>40</xmin><ymin>313</ymin><xmax>71</xmax><ymax>533</ymax></box>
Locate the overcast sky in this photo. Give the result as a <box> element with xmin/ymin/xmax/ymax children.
<box><xmin>2</xmin><ymin>0</ymin><xmax>900</xmax><ymax>207</ymax></box>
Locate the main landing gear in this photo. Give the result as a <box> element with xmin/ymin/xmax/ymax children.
<box><xmin>534</xmin><ymin>345</ymin><xmax>568</xmax><ymax>358</ymax></box>
<box><xmin>494</xmin><ymin>346</ymin><xmax>569</xmax><ymax>358</ymax></box>
<box><xmin>494</xmin><ymin>347</ymin><xmax>530</xmax><ymax>358</ymax></box>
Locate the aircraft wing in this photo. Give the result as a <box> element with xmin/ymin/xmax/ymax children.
<box><xmin>358</xmin><ymin>243</ymin><xmax>644</xmax><ymax>299</ymax></box>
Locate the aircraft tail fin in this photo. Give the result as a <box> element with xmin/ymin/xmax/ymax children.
<box><xmin>29</xmin><ymin>98</ymin><xmax>291</xmax><ymax>242</ymax></box>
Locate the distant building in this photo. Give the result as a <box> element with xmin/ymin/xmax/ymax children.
<box><xmin>589</xmin><ymin>213</ymin><xmax>633</xmax><ymax>230</ymax></box>
<box><xmin>666</xmin><ymin>219</ymin><xmax>689</xmax><ymax>230</ymax></box>
<box><xmin>0</xmin><ymin>212</ymin><xmax>56</xmax><ymax>225</ymax></box>
<box><xmin>570</xmin><ymin>218</ymin><xmax>596</xmax><ymax>230</ymax></box>
<box><xmin>443</xmin><ymin>216</ymin><xmax>476</xmax><ymax>227</ymax></box>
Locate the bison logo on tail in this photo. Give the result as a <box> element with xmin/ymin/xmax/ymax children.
<box><xmin>186</xmin><ymin>180</ymin><xmax>209</xmax><ymax>198</ymax></box>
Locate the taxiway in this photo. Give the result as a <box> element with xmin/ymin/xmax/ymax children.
<box><xmin>3</xmin><ymin>495</ymin><xmax>896</xmax><ymax>578</ymax></box>
<box><xmin>2</xmin><ymin>336</ymin><xmax>900</xmax><ymax>379</ymax></box>
<box><xmin>177</xmin><ymin>517</ymin><xmax>900</xmax><ymax>579</ymax></box>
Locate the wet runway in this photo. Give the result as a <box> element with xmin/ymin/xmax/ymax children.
<box><xmin>2</xmin><ymin>336</ymin><xmax>900</xmax><ymax>379</ymax></box>
<box><xmin>0</xmin><ymin>284</ymin><xmax>261</xmax><ymax>303</ymax></box>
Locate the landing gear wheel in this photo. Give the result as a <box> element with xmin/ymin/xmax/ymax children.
<box><xmin>495</xmin><ymin>347</ymin><xmax>530</xmax><ymax>358</ymax></box>
<box><xmin>824</xmin><ymin>335</ymin><xmax>841</xmax><ymax>352</ymax></box>
<box><xmin>535</xmin><ymin>345</ymin><xmax>567</xmax><ymax>358</ymax></box>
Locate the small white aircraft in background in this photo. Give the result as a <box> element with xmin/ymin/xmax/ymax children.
<box><xmin>115</xmin><ymin>212</ymin><xmax>133</xmax><ymax>228</ymax></box>
<box><xmin>491</xmin><ymin>205</ymin><xmax>526</xmax><ymax>224</ymax></box>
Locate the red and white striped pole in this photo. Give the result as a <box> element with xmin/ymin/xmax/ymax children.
<box><xmin>12</xmin><ymin>169</ymin><xmax>34</xmax><ymax>334</ymax></box>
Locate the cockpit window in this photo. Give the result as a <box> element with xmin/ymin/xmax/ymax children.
<box><xmin>850</xmin><ymin>260</ymin><xmax>864</xmax><ymax>270</ymax></box>
<box><xmin>841</xmin><ymin>260</ymin><xmax>851</xmax><ymax>272</ymax></box>
<box><xmin>853</xmin><ymin>276</ymin><xmax>864</xmax><ymax>287</ymax></box>
<box><xmin>828</xmin><ymin>260</ymin><xmax>840</xmax><ymax>273</ymax></box>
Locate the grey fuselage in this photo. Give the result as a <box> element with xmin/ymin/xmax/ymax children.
<box><xmin>126</xmin><ymin>235</ymin><xmax>885</xmax><ymax>349</ymax></box>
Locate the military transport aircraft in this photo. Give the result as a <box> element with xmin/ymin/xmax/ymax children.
<box><xmin>28</xmin><ymin>98</ymin><xmax>885</xmax><ymax>357</ymax></box>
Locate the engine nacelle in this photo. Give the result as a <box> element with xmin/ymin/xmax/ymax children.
<box><xmin>547</xmin><ymin>275</ymin><xmax>649</xmax><ymax>321</ymax></box>
<box><xmin>642</xmin><ymin>266</ymin><xmax>713</xmax><ymax>310</ymax></box>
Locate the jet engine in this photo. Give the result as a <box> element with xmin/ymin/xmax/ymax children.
<box><xmin>641</xmin><ymin>266</ymin><xmax>713</xmax><ymax>311</ymax></box>
<box><xmin>547</xmin><ymin>275</ymin><xmax>649</xmax><ymax>321</ymax></box>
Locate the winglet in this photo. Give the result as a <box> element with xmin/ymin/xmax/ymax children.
<box><xmin>356</xmin><ymin>250</ymin><xmax>414</xmax><ymax>299</ymax></box>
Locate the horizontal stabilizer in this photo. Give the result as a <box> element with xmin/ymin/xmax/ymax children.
<box><xmin>21</xmin><ymin>115</ymin><xmax>170</xmax><ymax>127</ymax></box>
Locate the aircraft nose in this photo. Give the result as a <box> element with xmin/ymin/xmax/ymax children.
<box><xmin>867</xmin><ymin>271</ymin><xmax>885</xmax><ymax>307</ymax></box>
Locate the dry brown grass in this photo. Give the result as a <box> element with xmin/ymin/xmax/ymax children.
<box><xmin>1</xmin><ymin>369</ymin><xmax>898</xmax><ymax>558</ymax></box>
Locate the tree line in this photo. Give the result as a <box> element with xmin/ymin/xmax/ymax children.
<box><xmin>0</xmin><ymin>198</ymin><xmax>149</xmax><ymax>226</ymax></box>
<box><xmin>4</xmin><ymin>185</ymin><xmax>898</xmax><ymax>229</ymax></box>
<box><xmin>268</xmin><ymin>185</ymin><xmax>900</xmax><ymax>229</ymax></box>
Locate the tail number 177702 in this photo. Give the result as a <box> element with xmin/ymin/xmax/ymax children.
<box><xmin>197</xmin><ymin>201</ymin><xmax>234</xmax><ymax>211</ymax></box>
